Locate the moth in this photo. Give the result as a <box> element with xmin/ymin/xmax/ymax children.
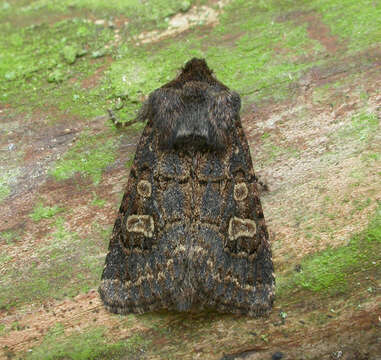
<box><xmin>99</xmin><ymin>58</ymin><xmax>275</xmax><ymax>317</ymax></box>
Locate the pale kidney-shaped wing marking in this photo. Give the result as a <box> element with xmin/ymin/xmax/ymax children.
<box><xmin>228</xmin><ymin>216</ymin><xmax>256</xmax><ymax>240</ymax></box>
<box><xmin>126</xmin><ymin>215</ymin><xmax>154</xmax><ymax>238</ymax></box>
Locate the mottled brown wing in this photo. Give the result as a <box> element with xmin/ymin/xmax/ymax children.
<box><xmin>190</xmin><ymin>119</ymin><xmax>275</xmax><ymax>316</ymax></box>
<box><xmin>99</xmin><ymin>118</ymin><xmax>200</xmax><ymax>314</ymax></box>
<box><xmin>99</xmin><ymin>120</ymin><xmax>168</xmax><ymax>314</ymax></box>
<box><xmin>99</xmin><ymin>57</ymin><xmax>274</xmax><ymax>316</ymax></box>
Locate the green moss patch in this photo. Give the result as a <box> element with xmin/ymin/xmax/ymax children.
<box><xmin>2</xmin><ymin>0</ymin><xmax>381</xmax><ymax>126</ymax></box>
<box><xmin>331</xmin><ymin>110</ymin><xmax>380</xmax><ymax>147</ymax></box>
<box><xmin>0</xmin><ymin>218</ymin><xmax>111</xmax><ymax>310</ymax></box>
<box><xmin>103</xmin><ymin>0</ymin><xmax>380</xmax><ymax>119</ymax></box>
<box><xmin>345</xmin><ymin>111</ymin><xmax>379</xmax><ymax>142</ymax></box>
<box><xmin>26</xmin><ymin>325</ymin><xmax>147</xmax><ymax>360</ymax></box>
<box><xmin>0</xmin><ymin>169</ymin><xmax>20</xmax><ymax>202</ymax></box>
<box><xmin>0</xmin><ymin>18</ymin><xmax>114</xmax><ymax>119</ymax></box>
<box><xmin>0</xmin><ymin>180</ymin><xmax>10</xmax><ymax>202</ymax></box>
<box><xmin>91</xmin><ymin>192</ymin><xmax>106</xmax><ymax>207</ymax></box>
<box><xmin>278</xmin><ymin>203</ymin><xmax>381</xmax><ymax>296</ymax></box>
<box><xmin>29</xmin><ymin>201</ymin><xmax>64</xmax><ymax>222</ymax></box>
<box><xmin>315</xmin><ymin>0</ymin><xmax>381</xmax><ymax>51</ymax></box>
<box><xmin>105</xmin><ymin>2</ymin><xmax>324</xmax><ymax>117</ymax></box>
<box><xmin>50</xmin><ymin>132</ymin><xmax>116</xmax><ymax>184</ymax></box>
<box><xmin>1</xmin><ymin>0</ymin><xmax>199</xmax><ymax>33</ymax></box>
<box><xmin>0</xmin><ymin>230</ymin><xmax>20</xmax><ymax>244</ymax></box>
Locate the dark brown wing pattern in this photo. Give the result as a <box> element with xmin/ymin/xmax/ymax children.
<box><xmin>99</xmin><ymin>58</ymin><xmax>275</xmax><ymax>316</ymax></box>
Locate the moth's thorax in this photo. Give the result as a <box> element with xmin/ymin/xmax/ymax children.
<box><xmin>150</xmin><ymin>86</ymin><xmax>240</xmax><ymax>150</ymax></box>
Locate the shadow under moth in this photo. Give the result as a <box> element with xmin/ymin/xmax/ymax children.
<box><xmin>99</xmin><ymin>58</ymin><xmax>275</xmax><ymax>317</ymax></box>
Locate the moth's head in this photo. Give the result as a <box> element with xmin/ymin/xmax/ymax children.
<box><xmin>147</xmin><ymin>58</ymin><xmax>241</xmax><ymax>151</ymax></box>
<box><xmin>178</xmin><ymin>58</ymin><xmax>215</xmax><ymax>85</ymax></box>
<box><xmin>164</xmin><ymin>58</ymin><xmax>228</xmax><ymax>90</ymax></box>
